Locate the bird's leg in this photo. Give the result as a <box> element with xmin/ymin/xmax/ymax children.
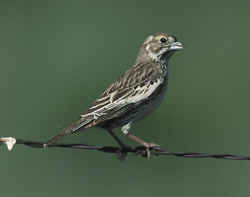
<box><xmin>121</xmin><ymin>123</ymin><xmax>160</xmax><ymax>158</ymax></box>
<box><xmin>126</xmin><ymin>133</ymin><xmax>160</xmax><ymax>158</ymax></box>
<box><xmin>107</xmin><ymin>129</ymin><xmax>131</xmax><ymax>160</ymax></box>
<box><xmin>107</xmin><ymin>129</ymin><xmax>128</xmax><ymax>148</ymax></box>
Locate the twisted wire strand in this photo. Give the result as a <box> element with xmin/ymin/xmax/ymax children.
<box><xmin>0</xmin><ymin>138</ymin><xmax>246</xmax><ymax>160</ymax></box>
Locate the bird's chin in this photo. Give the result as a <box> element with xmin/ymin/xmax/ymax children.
<box><xmin>161</xmin><ymin>50</ymin><xmax>175</xmax><ymax>60</ymax></box>
<box><xmin>160</xmin><ymin>42</ymin><xmax>183</xmax><ymax>60</ymax></box>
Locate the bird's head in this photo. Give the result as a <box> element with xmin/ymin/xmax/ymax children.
<box><xmin>136</xmin><ymin>32</ymin><xmax>183</xmax><ymax>63</ymax></box>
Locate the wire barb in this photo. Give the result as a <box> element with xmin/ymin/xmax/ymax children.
<box><xmin>1</xmin><ymin>137</ymin><xmax>250</xmax><ymax>161</ymax></box>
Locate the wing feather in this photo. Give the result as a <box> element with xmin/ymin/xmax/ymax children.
<box><xmin>80</xmin><ymin>61</ymin><xmax>164</xmax><ymax>123</ymax></box>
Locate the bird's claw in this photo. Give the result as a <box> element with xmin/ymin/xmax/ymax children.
<box><xmin>144</xmin><ymin>143</ymin><xmax>160</xmax><ymax>159</ymax></box>
<box><xmin>135</xmin><ymin>143</ymin><xmax>160</xmax><ymax>159</ymax></box>
<box><xmin>116</xmin><ymin>146</ymin><xmax>132</xmax><ymax>161</ymax></box>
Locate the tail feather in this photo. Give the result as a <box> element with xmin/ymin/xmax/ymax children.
<box><xmin>46</xmin><ymin>118</ymin><xmax>93</xmax><ymax>145</ymax></box>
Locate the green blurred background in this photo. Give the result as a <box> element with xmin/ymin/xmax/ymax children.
<box><xmin>1</xmin><ymin>0</ymin><xmax>250</xmax><ymax>196</ymax></box>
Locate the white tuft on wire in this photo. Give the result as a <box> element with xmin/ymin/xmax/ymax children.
<box><xmin>0</xmin><ymin>137</ymin><xmax>16</xmax><ymax>151</ymax></box>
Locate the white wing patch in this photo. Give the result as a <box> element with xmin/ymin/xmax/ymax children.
<box><xmin>124</xmin><ymin>78</ymin><xmax>163</xmax><ymax>103</ymax></box>
<box><xmin>81</xmin><ymin>78</ymin><xmax>164</xmax><ymax>119</ymax></box>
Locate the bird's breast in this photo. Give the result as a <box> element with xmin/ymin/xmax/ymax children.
<box><xmin>133</xmin><ymin>76</ymin><xmax>168</xmax><ymax>119</ymax></box>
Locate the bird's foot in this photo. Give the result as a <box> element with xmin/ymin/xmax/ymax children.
<box><xmin>136</xmin><ymin>143</ymin><xmax>160</xmax><ymax>159</ymax></box>
<box><xmin>116</xmin><ymin>145</ymin><xmax>132</xmax><ymax>161</ymax></box>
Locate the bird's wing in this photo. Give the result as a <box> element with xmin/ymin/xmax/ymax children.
<box><xmin>80</xmin><ymin>61</ymin><xmax>164</xmax><ymax>124</ymax></box>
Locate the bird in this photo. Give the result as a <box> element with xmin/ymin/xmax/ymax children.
<box><xmin>45</xmin><ymin>32</ymin><xmax>183</xmax><ymax>157</ymax></box>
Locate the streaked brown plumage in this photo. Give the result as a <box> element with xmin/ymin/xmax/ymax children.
<box><xmin>46</xmin><ymin>32</ymin><xmax>183</xmax><ymax>156</ymax></box>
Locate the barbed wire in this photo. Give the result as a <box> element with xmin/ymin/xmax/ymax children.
<box><xmin>1</xmin><ymin>137</ymin><xmax>250</xmax><ymax>161</ymax></box>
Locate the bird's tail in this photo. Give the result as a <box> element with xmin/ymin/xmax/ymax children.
<box><xmin>45</xmin><ymin>118</ymin><xmax>94</xmax><ymax>146</ymax></box>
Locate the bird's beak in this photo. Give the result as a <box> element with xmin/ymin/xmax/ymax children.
<box><xmin>169</xmin><ymin>42</ymin><xmax>183</xmax><ymax>50</ymax></box>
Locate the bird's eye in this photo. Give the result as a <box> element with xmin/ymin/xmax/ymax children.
<box><xmin>160</xmin><ymin>37</ymin><xmax>167</xmax><ymax>43</ymax></box>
